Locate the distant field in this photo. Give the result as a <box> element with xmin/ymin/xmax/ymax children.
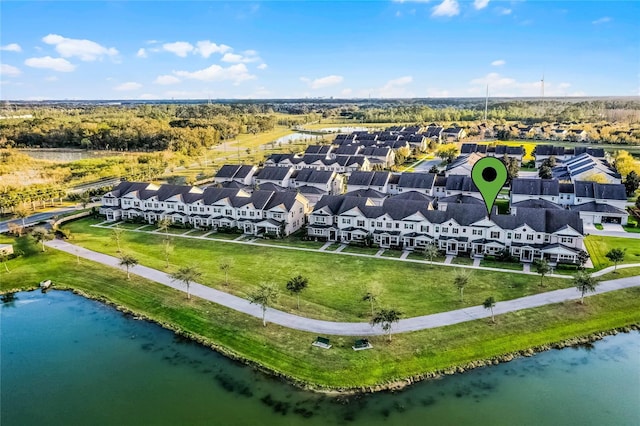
<box><xmin>584</xmin><ymin>235</ymin><xmax>640</xmax><ymax>270</ymax></box>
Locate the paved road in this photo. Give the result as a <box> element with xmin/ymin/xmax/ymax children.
<box><xmin>46</xmin><ymin>239</ymin><xmax>640</xmax><ymax>336</ymax></box>
<box><xmin>0</xmin><ymin>207</ymin><xmax>77</xmax><ymax>233</ymax></box>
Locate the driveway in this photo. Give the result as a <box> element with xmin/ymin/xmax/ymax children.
<box><xmin>601</xmin><ymin>223</ymin><xmax>625</xmax><ymax>232</ymax></box>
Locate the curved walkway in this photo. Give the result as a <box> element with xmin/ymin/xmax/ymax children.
<box><xmin>46</xmin><ymin>239</ymin><xmax>640</xmax><ymax>336</ymax></box>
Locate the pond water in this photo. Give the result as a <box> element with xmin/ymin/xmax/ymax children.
<box><xmin>317</xmin><ymin>127</ymin><xmax>371</xmax><ymax>133</ymax></box>
<box><xmin>1</xmin><ymin>290</ymin><xmax>639</xmax><ymax>426</ymax></box>
<box><xmin>18</xmin><ymin>149</ymin><xmax>129</xmax><ymax>162</ymax></box>
<box><xmin>272</xmin><ymin>133</ymin><xmax>324</xmax><ymax>145</ymax></box>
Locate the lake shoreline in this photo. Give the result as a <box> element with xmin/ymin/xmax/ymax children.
<box><xmin>3</xmin><ymin>285</ymin><xmax>638</xmax><ymax>395</ymax></box>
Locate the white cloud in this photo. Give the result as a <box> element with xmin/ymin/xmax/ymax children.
<box><xmin>137</xmin><ymin>48</ymin><xmax>147</xmax><ymax>58</ymax></box>
<box><xmin>592</xmin><ymin>17</ymin><xmax>612</xmax><ymax>25</ymax></box>
<box><xmin>42</xmin><ymin>34</ymin><xmax>118</xmax><ymax>61</ymax></box>
<box><xmin>491</xmin><ymin>59</ymin><xmax>505</xmax><ymax>66</ymax></box>
<box><xmin>473</xmin><ymin>0</ymin><xmax>489</xmax><ymax>10</ymax></box>
<box><xmin>25</xmin><ymin>56</ymin><xmax>75</xmax><ymax>72</ymax></box>
<box><xmin>257</xmin><ymin>63</ymin><xmax>268</xmax><ymax>70</ymax></box>
<box><xmin>173</xmin><ymin>63</ymin><xmax>255</xmax><ymax>85</ymax></box>
<box><xmin>497</xmin><ymin>7</ymin><xmax>512</xmax><ymax>15</ymax></box>
<box><xmin>162</xmin><ymin>41</ymin><xmax>194</xmax><ymax>57</ymax></box>
<box><xmin>154</xmin><ymin>75</ymin><xmax>181</xmax><ymax>85</ymax></box>
<box><xmin>0</xmin><ymin>43</ymin><xmax>22</xmax><ymax>52</ymax></box>
<box><xmin>114</xmin><ymin>82</ymin><xmax>142</xmax><ymax>91</ymax></box>
<box><xmin>432</xmin><ymin>0</ymin><xmax>459</xmax><ymax>17</ymax></box>
<box><xmin>306</xmin><ymin>75</ymin><xmax>344</xmax><ymax>89</ymax></box>
<box><xmin>1</xmin><ymin>64</ymin><xmax>21</xmax><ymax>77</ymax></box>
<box><xmin>195</xmin><ymin>40</ymin><xmax>232</xmax><ymax>58</ymax></box>
<box><xmin>376</xmin><ymin>76</ymin><xmax>414</xmax><ymax>97</ymax></box>
<box><xmin>221</xmin><ymin>52</ymin><xmax>260</xmax><ymax>63</ymax></box>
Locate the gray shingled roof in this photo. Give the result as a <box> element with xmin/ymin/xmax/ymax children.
<box><xmin>574</xmin><ymin>181</ymin><xmax>626</xmax><ymax>200</ymax></box>
<box><xmin>215</xmin><ymin>164</ymin><xmax>241</xmax><ymax>179</ymax></box>
<box><xmin>511</xmin><ymin>178</ymin><xmax>559</xmax><ymax>196</ymax></box>
<box><xmin>397</xmin><ymin>172</ymin><xmax>436</xmax><ymax>189</ymax></box>
<box><xmin>444</xmin><ymin>175</ymin><xmax>479</xmax><ymax>192</ymax></box>
<box><xmin>569</xmin><ymin>202</ymin><xmax>626</xmax><ymax>214</ymax></box>
<box><xmin>255</xmin><ymin>166</ymin><xmax>292</xmax><ymax>181</ymax></box>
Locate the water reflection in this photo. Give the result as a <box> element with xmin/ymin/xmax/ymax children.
<box><xmin>1</xmin><ymin>290</ymin><xmax>639</xmax><ymax>426</ymax></box>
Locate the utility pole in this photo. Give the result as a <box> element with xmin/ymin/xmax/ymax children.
<box><xmin>484</xmin><ymin>84</ymin><xmax>489</xmax><ymax>122</ymax></box>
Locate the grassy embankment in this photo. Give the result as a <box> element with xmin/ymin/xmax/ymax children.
<box><xmin>64</xmin><ymin>218</ymin><xmax>588</xmax><ymax>322</ymax></box>
<box><xmin>1</xmin><ymin>231</ymin><xmax>639</xmax><ymax>391</ymax></box>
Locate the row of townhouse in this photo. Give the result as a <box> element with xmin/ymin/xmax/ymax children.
<box><xmin>303</xmin><ymin>144</ymin><xmax>396</xmax><ymax>168</ymax></box>
<box><xmin>344</xmin><ymin>171</ymin><xmax>481</xmax><ymax>200</ymax></box>
<box><xmin>510</xmin><ymin>178</ymin><xmax>628</xmax><ymax>225</ymax></box>
<box><xmin>213</xmin><ymin>164</ymin><xmax>345</xmax><ymax>205</ymax></box>
<box><xmin>100</xmin><ymin>181</ymin><xmax>310</xmax><ymax>237</ymax></box>
<box><xmin>306</xmin><ymin>195</ymin><xmax>585</xmax><ymax>264</ymax></box>
<box><xmin>460</xmin><ymin>143</ymin><xmax>526</xmax><ymax>165</ymax></box>
<box><xmin>265</xmin><ymin>153</ymin><xmax>371</xmax><ymax>173</ymax></box>
<box><xmin>533</xmin><ymin>145</ymin><xmax>605</xmax><ymax>168</ymax></box>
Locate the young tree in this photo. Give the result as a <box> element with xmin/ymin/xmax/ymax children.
<box><xmin>424</xmin><ymin>242</ymin><xmax>440</xmax><ymax>265</ymax></box>
<box><xmin>249</xmin><ymin>283</ymin><xmax>280</xmax><ymax>326</ymax></box>
<box><xmin>157</xmin><ymin>217</ymin><xmax>172</xmax><ymax>234</ymax></box>
<box><xmin>286</xmin><ymin>274</ymin><xmax>309</xmax><ymax>309</ymax></box>
<box><xmin>362</xmin><ymin>290</ymin><xmax>379</xmax><ymax>318</ymax></box>
<box><xmin>501</xmin><ymin>154</ymin><xmax>520</xmax><ymax>182</ymax></box>
<box><xmin>119</xmin><ymin>254</ymin><xmax>138</xmax><ymax>280</ymax></box>
<box><xmin>574</xmin><ymin>271</ymin><xmax>598</xmax><ymax>304</ymax></box>
<box><xmin>14</xmin><ymin>205</ymin><xmax>29</xmax><ymax>227</ymax></box>
<box><xmin>533</xmin><ymin>258</ymin><xmax>551</xmax><ymax>287</ymax></box>
<box><xmin>111</xmin><ymin>225</ymin><xmax>124</xmax><ymax>253</ymax></box>
<box><xmin>169</xmin><ymin>266</ymin><xmax>203</xmax><ymax>300</ymax></box>
<box><xmin>453</xmin><ymin>270</ymin><xmax>470</xmax><ymax>302</ymax></box>
<box><xmin>162</xmin><ymin>238</ymin><xmax>174</xmax><ymax>268</ymax></box>
<box><xmin>577</xmin><ymin>250</ymin><xmax>590</xmax><ymax>270</ymax></box>
<box><xmin>483</xmin><ymin>296</ymin><xmax>496</xmax><ymax>323</ymax></box>
<box><xmin>371</xmin><ymin>308</ymin><xmax>402</xmax><ymax>342</ymax></box>
<box><xmin>31</xmin><ymin>227</ymin><xmax>52</xmax><ymax>252</ymax></box>
<box><xmin>78</xmin><ymin>191</ymin><xmax>91</xmax><ymax>209</ymax></box>
<box><xmin>219</xmin><ymin>261</ymin><xmax>231</xmax><ymax>286</ymax></box>
<box><xmin>605</xmin><ymin>248</ymin><xmax>626</xmax><ymax>272</ymax></box>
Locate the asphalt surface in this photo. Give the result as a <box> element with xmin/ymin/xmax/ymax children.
<box><xmin>46</xmin><ymin>239</ymin><xmax>640</xmax><ymax>336</ymax></box>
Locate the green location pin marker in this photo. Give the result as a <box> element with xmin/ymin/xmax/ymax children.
<box><xmin>471</xmin><ymin>157</ymin><xmax>508</xmax><ymax>216</ymax></box>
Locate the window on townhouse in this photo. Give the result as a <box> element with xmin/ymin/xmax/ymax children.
<box><xmin>452</xmin><ymin>228</ymin><xmax>459</xmax><ymax>234</ymax></box>
<box><xmin>377</xmin><ymin>222</ymin><xmax>383</xmax><ymax>227</ymax></box>
<box><xmin>473</xmin><ymin>229</ymin><xmax>482</xmax><ymax>236</ymax></box>
<box><xmin>561</xmin><ymin>237</ymin><xmax>573</xmax><ymax>244</ymax></box>
<box><xmin>544</xmin><ymin>235</ymin><xmax>550</xmax><ymax>242</ymax></box>
<box><xmin>178</xmin><ymin>206</ymin><xmax>184</xmax><ymax>211</ymax></box>
<box><xmin>507</xmin><ymin>233</ymin><xmax>512</xmax><ymax>239</ymax></box>
<box><xmin>442</xmin><ymin>227</ymin><xmax>448</xmax><ymax>233</ymax></box>
<box><xmin>250</xmin><ymin>212</ymin><xmax>254</xmax><ymax>217</ymax></box>
<box><xmin>225</xmin><ymin>209</ymin><xmax>232</xmax><ymax>215</ymax></box>
<box><xmin>490</xmin><ymin>231</ymin><xmax>500</xmax><ymax>239</ymax></box>
<box><xmin>357</xmin><ymin>220</ymin><xmax>365</xmax><ymax>227</ymax></box>
<box><xmin>515</xmin><ymin>233</ymin><xmax>522</xmax><ymax>240</ymax></box>
<box><xmin>395</xmin><ymin>223</ymin><xmax>399</xmax><ymax>229</ymax></box>
<box><xmin>154</xmin><ymin>203</ymin><xmax>159</xmax><ymax>208</ymax></box>
<box><xmin>241</xmin><ymin>211</ymin><xmax>246</xmax><ymax>216</ymax></box>
<box><xmin>386</xmin><ymin>223</ymin><xmax>392</xmax><ymax>229</ymax></box>
<box><xmin>527</xmin><ymin>235</ymin><xmax>534</xmax><ymax>241</ymax></box>
<box><xmin>435</xmin><ymin>226</ymin><xmax>439</xmax><ymax>232</ymax></box>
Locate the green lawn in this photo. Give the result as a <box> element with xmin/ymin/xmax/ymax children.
<box><xmin>58</xmin><ymin>218</ymin><xmax>585</xmax><ymax>322</ymax></box>
<box><xmin>584</xmin><ymin>235</ymin><xmax>640</xmax><ymax>270</ymax></box>
<box><xmin>341</xmin><ymin>245</ymin><xmax>381</xmax><ymax>256</ymax></box>
<box><xmin>480</xmin><ymin>259</ymin><xmax>524</xmax><ymax>271</ymax></box>
<box><xmin>452</xmin><ymin>256</ymin><xmax>475</xmax><ymax>266</ymax></box>
<box><xmin>380</xmin><ymin>249</ymin><xmax>404</xmax><ymax>258</ymax></box>
<box><xmin>1</xmin><ymin>238</ymin><xmax>638</xmax><ymax>390</ymax></box>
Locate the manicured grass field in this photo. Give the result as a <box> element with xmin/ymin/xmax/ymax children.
<box><xmin>1</xmin><ymin>237</ymin><xmax>638</xmax><ymax>390</ymax></box>
<box><xmin>452</xmin><ymin>256</ymin><xmax>474</xmax><ymax>266</ymax></box>
<box><xmin>480</xmin><ymin>259</ymin><xmax>524</xmax><ymax>271</ymax></box>
<box><xmin>584</xmin><ymin>235</ymin><xmax>640</xmax><ymax>270</ymax></box>
<box><xmin>54</xmin><ymin>218</ymin><xmax>584</xmax><ymax>323</ymax></box>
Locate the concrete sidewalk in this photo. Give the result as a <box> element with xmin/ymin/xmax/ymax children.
<box><xmin>46</xmin><ymin>239</ymin><xmax>640</xmax><ymax>336</ymax></box>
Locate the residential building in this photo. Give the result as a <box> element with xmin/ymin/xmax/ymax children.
<box><xmin>100</xmin><ymin>181</ymin><xmax>310</xmax><ymax>237</ymax></box>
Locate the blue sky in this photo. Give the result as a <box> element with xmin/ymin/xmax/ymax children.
<box><xmin>1</xmin><ymin>1</ymin><xmax>638</xmax><ymax>100</ymax></box>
